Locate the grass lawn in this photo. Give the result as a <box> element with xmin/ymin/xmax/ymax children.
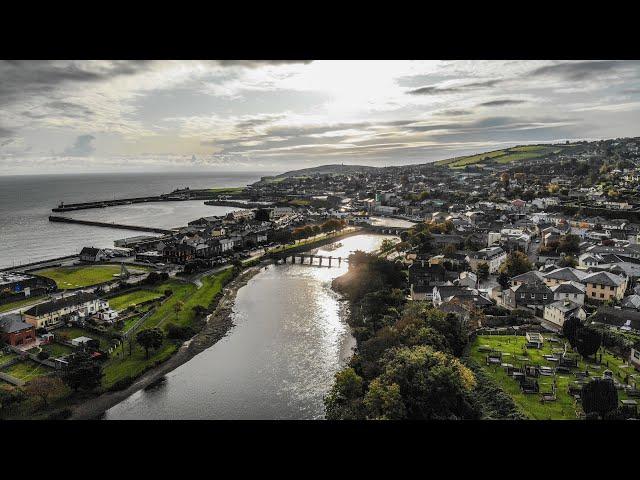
<box><xmin>101</xmin><ymin>269</ymin><xmax>234</xmax><ymax>388</ymax></box>
<box><xmin>40</xmin><ymin>342</ymin><xmax>74</xmax><ymax>359</ymax></box>
<box><xmin>102</xmin><ymin>341</ymin><xmax>177</xmax><ymax>388</ymax></box>
<box><xmin>141</xmin><ymin>269</ymin><xmax>233</xmax><ymax>331</ymax></box>
<box><xmin>35</xmin><ymin>264</ymin><xmax>150</xmax><ymax>289</ymax></box>
<box><xmin>0</xmin><ymin>295</ymin><xmax>46</xmax><ymax>314</ymax></box>
<box><xmin>0</xmin><ymin>352</ymin><xmax>18</xmax><ymax>367</ymax></box>
<box><xmin>108</xmin><ymin>289</ymin><xmax>164</xmax><ymax>312</ymax></box>
<box><xmin>2</xmin><ymin>360</ymin><xmax>52</xmax><ymax>382</ymax></box>
<box><xmin>469</xmin><ymin>335</ymin><xmax>637</xmax><ymax>420</ymax></box>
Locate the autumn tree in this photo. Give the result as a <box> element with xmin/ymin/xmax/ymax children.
<box><xmin>25</xmin><ymin>377</ymin><xmax>66</xmax><ymax>409</ymax></box>
<box><xmin>499</xmin><ymin>251</ymin><xmax>533</xmax><ymax>278</ymax></box>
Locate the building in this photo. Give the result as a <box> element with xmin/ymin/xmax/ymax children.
<box><xmin>525</xmin><ymin>331</ymin><xmax>544</xmax><ymax>349</ymax></box>
<box><xmin>510</xmin><ymin>270</ymin><xmax>546</xmax><ymax>287</ymax></box>
<box><xmin>0</xmin><ymin>313</ymin><xmax>36</xmax><ymax>346</ymax></box>
<box><xmin>502</xmin><ymin>281</ymin><xmax>554</xmax><ymax>310</ymax></box>
<box><xmin>466</xmin><ymin>246</ymin><xmax>506</xmax><ymax>274</ymax></box>
<box><xmin>163</xmin><ymin>243</ymin><xmax>196</xmax><ymax>264</ymax></box>
<box><xmin>542</xmin><ymin>267</ymin><xmax>588</xmax><ymax>287</ymax></box>
<box><xmin>23</xmin><ymin>292</ymin><xmax>102</xmax><ymax>329</ymax></box>
<box><xmin>408</xmin><ymin>262</ymin><xmax>447</xmax><ymax>300</ymax></box>
<box><xmin>582</xmin><ymin>271</ymin><xmax>627</xmax><ymax>301</ymax></box>
<box><xmin>551</xmin><ymin>281</ymin><xmax>586</xmax><ymax>305</ymax></box>
<box><xmin>543</xmin><ymin>300</ymin><xmax>586</xmax><ymax>330</ymax></box>
<box><xmin>79</xmin><ymin>247</ymin><xmax>107</xmax><ymax>263</ymax></box>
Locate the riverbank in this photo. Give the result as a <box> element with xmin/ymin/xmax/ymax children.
<box><xmin>69</xmin><ymin>265</ymin><xmax>262</xmax><ymax>420</ymax></box>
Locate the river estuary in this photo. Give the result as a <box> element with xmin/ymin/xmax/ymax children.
<box><xmin>103</xmin><ymin>233</ymin><xmax>396</xmax><ymax>420</ymax></box>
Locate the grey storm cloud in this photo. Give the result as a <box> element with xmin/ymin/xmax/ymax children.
<box><xmin>22</xmin><ymin>101</ymin><xmax>94</xmax><ymax>120</ymax></box>
<box><xmin>529</xmin><ymin>61</ymin><xmax>632</xmax><ymax>81</ymax></box>
<box><xmin>478</xmin><ymin>99</ymin><xmax>527</xmax><ymax>107</ymax></box>
<box><xmin>0</xmin><ymin>126</ymin><xmax>14</xmax><ymax>138</ymax></box>
<box><xmin>0</xmin><ymin>60</ymin><xmax>151</xmax><ymax>107</ymax></box>
<box><xmin>62</xmin><ymin>134</ymin><xmax>96</xmax><ymax>157</ymax></box>
<box><xmin>407</xmin><ymin>79</ymin><xmax>502</xmax><ymax>95</ymax></box>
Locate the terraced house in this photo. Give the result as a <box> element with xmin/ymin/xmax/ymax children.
<box><xmin>23</xmin><ymin>292</ymin><xmax>102</xmax><ymax>328</ymax></box>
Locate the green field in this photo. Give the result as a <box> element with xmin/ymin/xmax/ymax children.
<box><xmin>0</xmin><ymin>295</ymin><xmax>46</xmax><ymax>314</ymax></box>
<box><xmin>438</xmin><ymin>145</ymin><xmax>564</xmax><ymax>169</ymax></box>
<box><xmin>469</xmin><ymin>335</ymin><xmax>638</xmax><ymax>420</ymax></box>
<box><xmin>108</xmin><ymin>289</ymin><xmax>164</xmax><ymax>312</ymax></box>
<box><xmin>35</xmin><ymin>264</ymin><xmax>149</xmax><ymax>289</ymax></box>
<box><xmin>2</xmin><ymin>360</ymin><xmax>52</xmax><ymax>382</ymax></box>
<box><xmin>102</xmin><ymin>268</ymin><xmax>234</xmax><ymax>388</ymax></box>
<box><xmin>40</xmin><ymin>343</ymin><xmax>74</xmax><ymax>359</ymax></box>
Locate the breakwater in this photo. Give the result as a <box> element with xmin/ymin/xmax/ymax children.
<box><xmin>48</xmin><ymin>216</ymin><xmax>173</xmax><ymax>234</ymax></box>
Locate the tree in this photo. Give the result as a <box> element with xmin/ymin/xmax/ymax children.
<box><xmin>576</xmin><ymin>326</ymin><xmax>601</xmax><ymax>359</ymax></box>
<box><xmin>136</xmin><ymin>328</ymin><xmax>164</xmax><ymax>359</ymax></box>
<box><xmin>62</xmin><ymin>351</ymin><xmax>103</xmax><ymax>392</ymax></box>
<box><xmin>557</xmin><ymin>234</ymin><xmax>580</xmax><ymax>255</ymax></box>
<box><xmin>25</xmin><ymin>376</ymin><xmax>65</xmax><ymax>409</ymax></box>
<box><xmin>367</xmin><ymin>345</ymin><xmax>480</xmax><ymax>420</ymax></box>
<box><xmin>582</xmin><ymin>378</ymin><xmax>618</xmax><ymax>419</ymax></box>
<box><xmin>499</xmin><ymin>251</ymin><xmax>533</xmax><ymax>278</ymax></box>
<box><xmin>497</xmin><ymin>271</ymin><xmax>510</xmax><ymax>290</ymax></box>
<box><xmin>174</xmin><ymin>300</ymin><xmax>184</xmax><ymax>321</ymax></box>
<box><xmin>0</xmin><ymin>384</ymin><xmax>25</xmax><ymax>417</ymax></box>
<box><xmin>324</xmin><ymin>368</ymin><xmax>365</xmax><ymax>420</ymax></box>
<box><xmin>477</xmin><ymin>262</ymin><xmax>489</xmax><ymax>281</ymax></box>
<box><xmin>255</xmin><ymin>208</ymin><xmax>271</xmax><ymax>222</ymax></box>
<box><xmin>364</xmin><ymin>379</ymin><xmax>405</xmax><ymax>419</ymax></box>
<box><xmin>380</xmin><ymin>239</ymin><xmax>396</xmax><ymax>253</ymax></box>
<box><xmin>562</xmin><ymin>315</ymin><xmax>582</xmax><ymax>347</ymax></box>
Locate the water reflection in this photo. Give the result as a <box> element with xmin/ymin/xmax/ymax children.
<box><xmin>104</xmin><ymin>234</ymin><xmax>395</xmax><ymax>420</ymax></box>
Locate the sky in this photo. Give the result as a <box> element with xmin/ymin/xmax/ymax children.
<box><xmin>1</xmin><ymin>60</ymin><xmax>639</xmax><ymax>175</ymax></box>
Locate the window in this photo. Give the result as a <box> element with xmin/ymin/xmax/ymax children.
<box><xmin>610</xmin><ymin>286</ymin><xmax>615</xmax><ymax>291</ymax></box>
<box><xmin>543</xmin><ymin>294</ymin><xmax>547</xmax><ymax>300</ymax></box>
<box><xmin>600</xmin><ymin>293</ymin><xmax>605</xmax><ymax>298</ymax></box>
<box><xmin>531</xmin><ymin>293</ymin><xmax>535</xmax><ymax>299</ymax></box>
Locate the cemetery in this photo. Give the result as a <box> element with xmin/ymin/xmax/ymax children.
<box><xmin>469</xmin><ymin>333</ymin><xmax>640</xmax><ymax>420</ymax></box>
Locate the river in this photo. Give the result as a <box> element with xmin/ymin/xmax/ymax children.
<box><xmin>104</xmin><ymin>233</ymin><xmax>395</xmax><ymax>420</ymax></box>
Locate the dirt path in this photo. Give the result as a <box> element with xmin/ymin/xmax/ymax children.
<box><xmin>68</xmin><ymin>265</ymin><xmax>262</xmax><ymax>420</ymax></box>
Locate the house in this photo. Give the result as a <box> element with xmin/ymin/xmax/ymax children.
<box><xmin>79</xmin><ymin>247</ymin><xmax>107</xmax><ymax>263</ymax></box>
<box><xmin>582</xmin><ymin>271</ymin><xmax>627</xmax><ymax>302</ymax></box>
<box><xmin>511</xmin><ymin>270</ymin><xmax>547</xmax><ymax>287</ymax></box>
<box><xmin>163</xmin><ymin>243</ymin><xmax>196</xmax><ymax>264</ymax></box>
<box><xmin>502</xmin><ymin>281</ymin><xmax>554</xmax><ymax>310</ymax></box>
<box><xmin>543</xmin><ymin>300</ymin><xmax>586</xmax><ymax>331</ymax></box>
<box><xmin>457</xmin><ymin>271</ymin><xmax>478</xmax><ymax>288</ymax></box>
<box><xmin>551</xmin><ymin>281</ymin><xmax>585</xmax><ymax>305</ymax></box>
<box><xmin>621</xmin><ymin>294</ymin><xmax>640</xmax><ymax>310</ymax></box>
<box><xmin>408</xmin><ymin>262</ymin><xmax>447</xmax><ymax>300</ymax></box>
<box><xmin>0</xmin><ymin>313</ymin><xmax>36</xmax><ymax>346</ymax></box>
<box><xmin>432</xmin><ymin>285</ymin><xmax>493</xmax><ymax>309</ymax></box>
<box><xmin>543</xmin><ymin>267</ymin><xmax>588</xmax><ymax>287</ymax></box>
<box><xmin>23</xmin><ymin>292</ymin><xmax>102</xmax><ymax>328</ymax></box>
<box><xmin>466</xmin><ymin>246</ymin><xmax>507</xmax><ymax>274</ymax></box>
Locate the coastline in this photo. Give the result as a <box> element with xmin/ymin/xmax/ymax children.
<box><xmin>69</xmin><ymin>265</ymin><xmax>262</xmax><ymax>420</ymax></box>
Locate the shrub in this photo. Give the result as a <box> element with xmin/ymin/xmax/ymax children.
<box><xmin>166</xmin><ymin>323</ymin><xmax>194</xmax><ymax>340</ymax></box>
<box><xmin>37</xmin><ymin>351</ymin><xmax>50</xmax><ymax>360</ymax></box>
<box><xmin>108</xmin><ymin>376</ymin><xmax>135</xmax><ymax>392</ymax></box>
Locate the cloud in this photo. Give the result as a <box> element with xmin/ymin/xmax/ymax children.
<box><xmin>407</xmin><ymin>79</ymin><xmax>502</xmax><ymax>95</ymax></box>
<box><xmin>62</xmin><ymin>134</ymin><xmax>96</xmax><ymax>156</ymax></box>
<box><xmin>478</xmin><ymin>99</ymin><xmax>527</xmax><ymax>107</ymax></box>
<box><xmin>529</xmin><ymin>61</ymin><xmax>630</xmax><ymax>81</ymax></box>
<box><xmin>216</xmin><ymin>60</ymin><xmax>313</xmax><ymax>68</ymax></box>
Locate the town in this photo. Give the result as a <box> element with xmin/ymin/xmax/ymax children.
<box><xmin>2</xmin><ymin>136</ymin><xmax>640</xmax><ymax>420</ymax></box>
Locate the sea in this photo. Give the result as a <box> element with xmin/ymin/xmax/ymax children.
<box><xmin>0</xmin><ymin>171</ymin><xmax>271</xmax><ymax>270</ymax></box>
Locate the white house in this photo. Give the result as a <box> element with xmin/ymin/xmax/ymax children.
<box><xmin>466</xmin><ymin>246</ymin><xmax>507</xmax><ymax>274</ymax></box>
<box><xmin>543</xmin><ymin>300</ymin><xmax>586</xmax><ymax>331</ymax></box>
